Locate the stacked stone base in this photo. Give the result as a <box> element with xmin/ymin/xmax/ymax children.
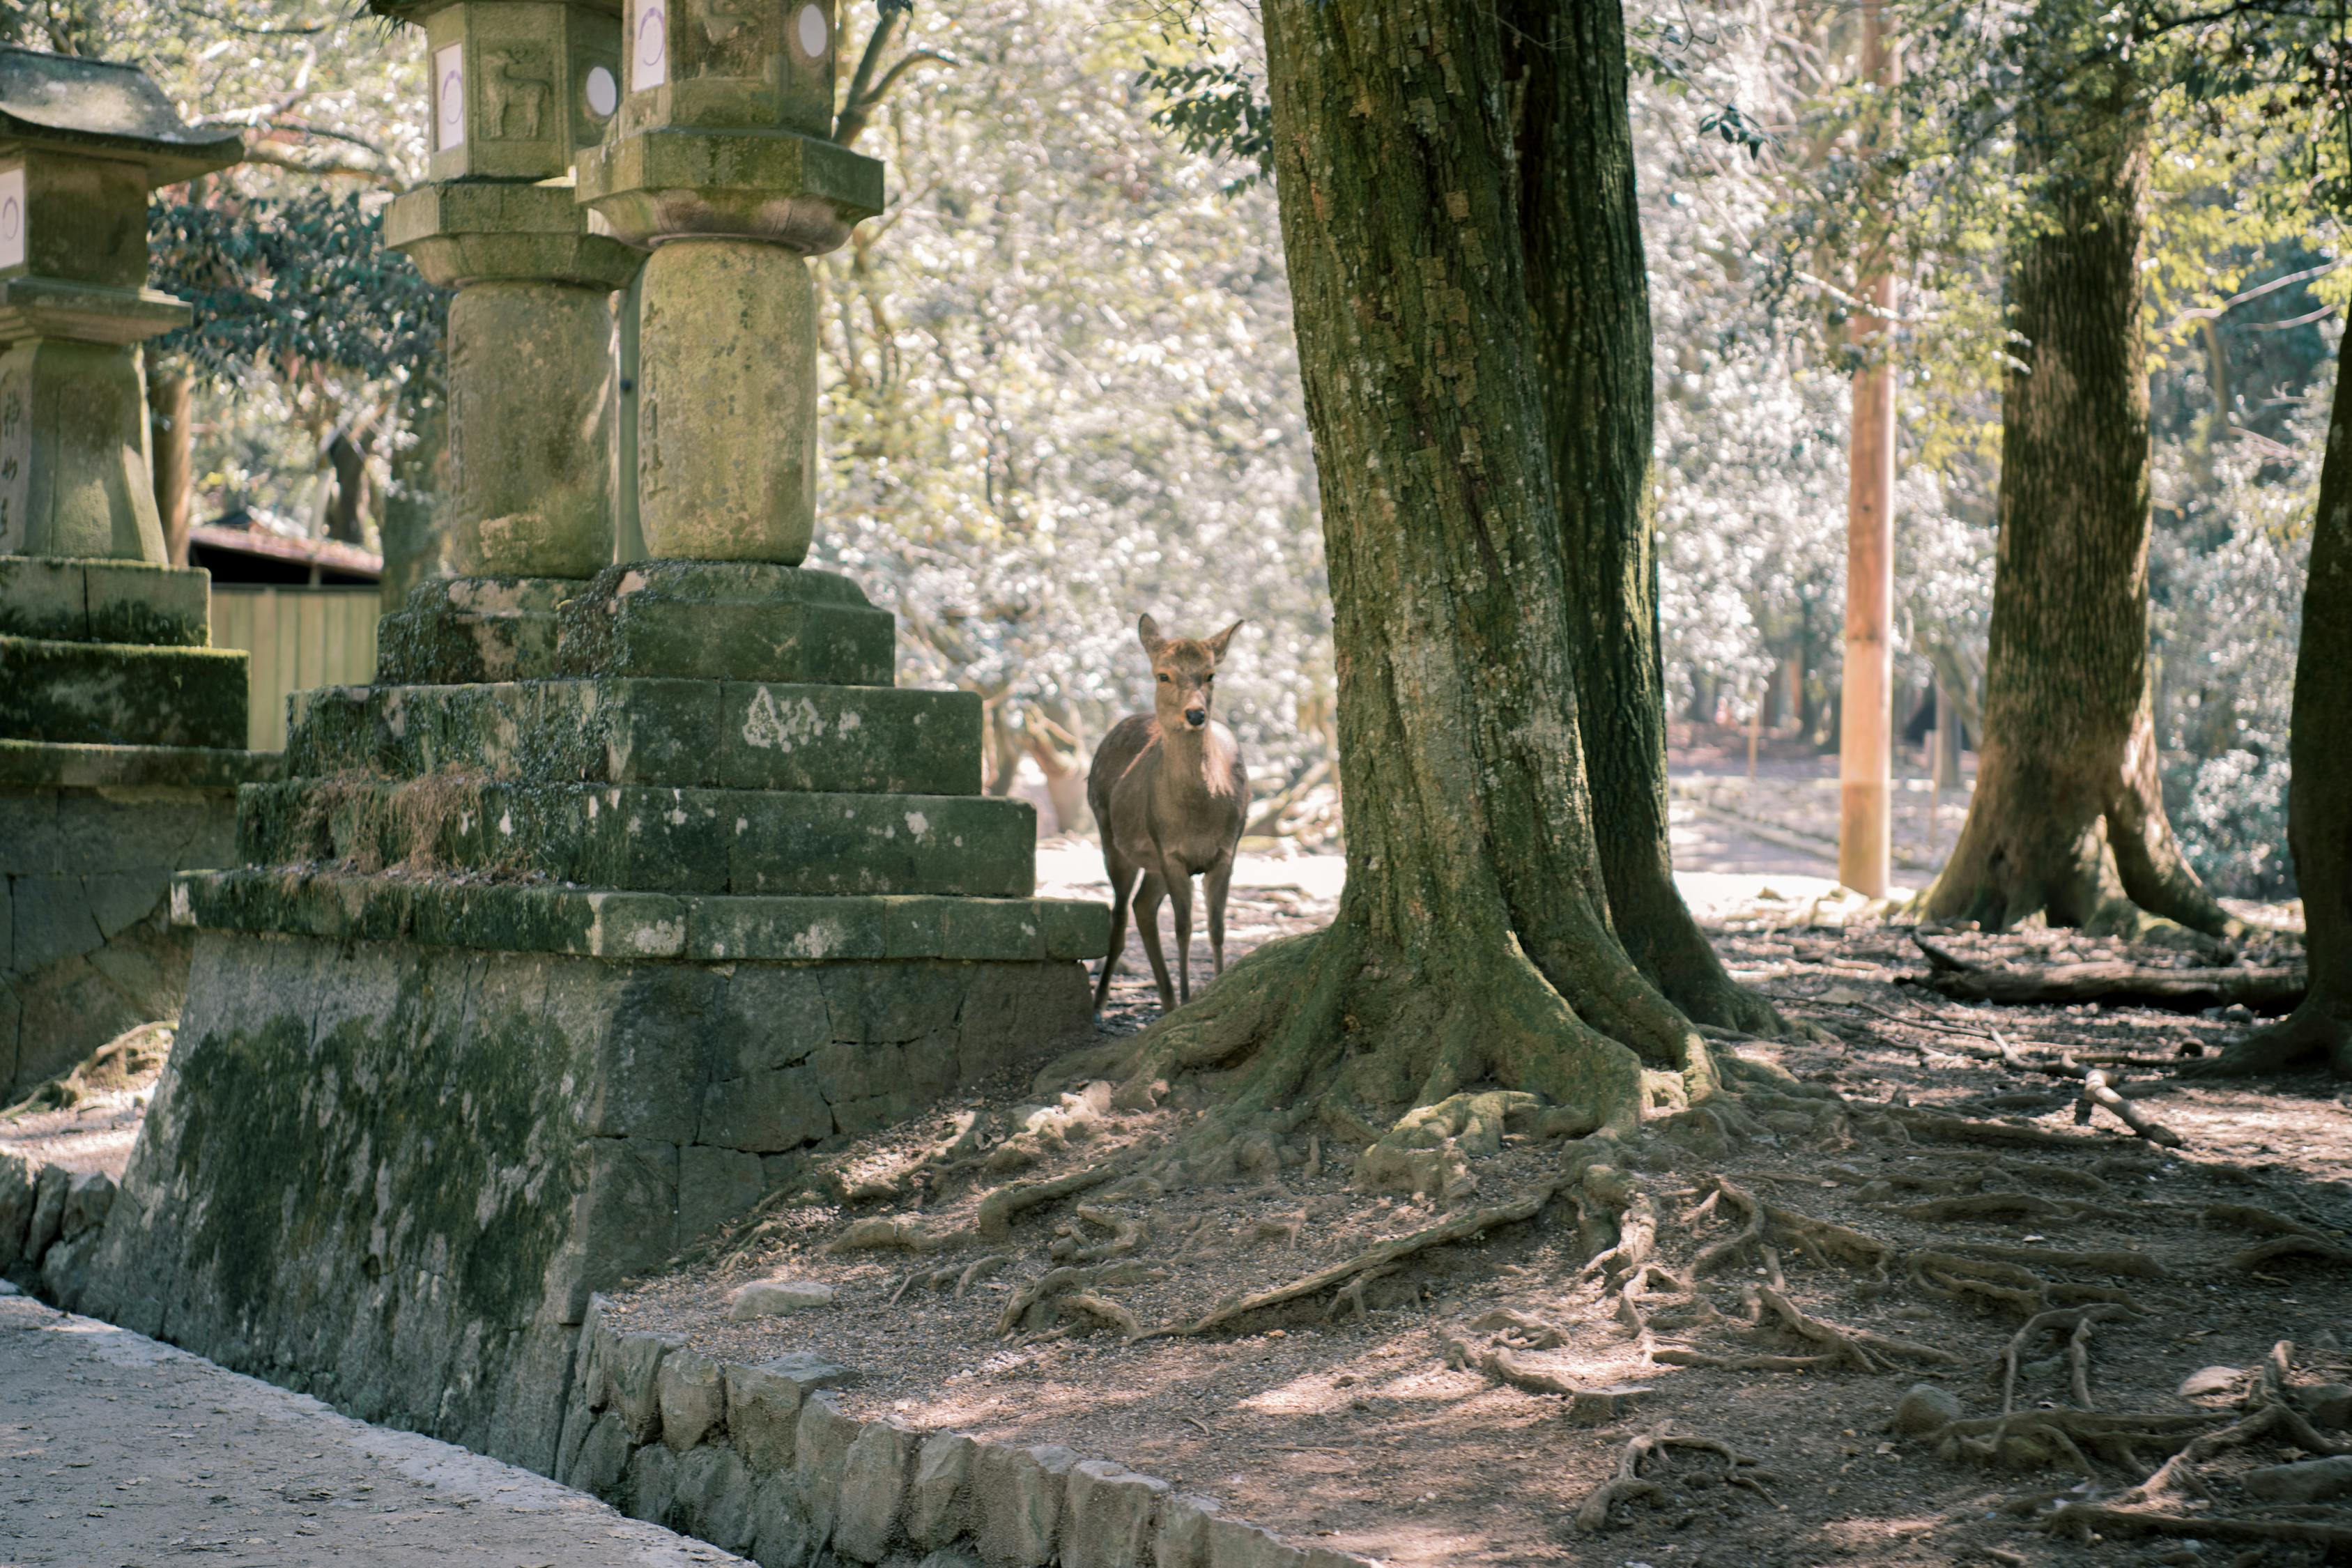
<box><xmin>79</xmin><ymin>561</ymin><xmax>1107</xmax><ymax>1474</ymax></box>
<box><xmin>0</xmin><ymin>554</ymin><xmax>272</xmax><ymax>1098</ymax></box>
<box><xmin>79</xmin><ymin>923</ymin><xmax>1093</xmax><ymax>1470</ymax></box>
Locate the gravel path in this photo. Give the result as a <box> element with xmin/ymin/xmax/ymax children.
<box><xmin>0</xmin><ymin>1284</ymin><xmax>744</xmax><ymax>1568</ymax></box>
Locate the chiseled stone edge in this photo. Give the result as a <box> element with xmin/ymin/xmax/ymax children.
<box><xmin>171</xmin><ymin>869</ymin><xmax>1112</xmax><ymax>963</ymax></box>
<box><xmin>0</xmin><ymin>738</ymin><xmax>282</xmax><ymax>790</ymax></box>
<box><xmin>558</xmin><ymin>1293</ymin><xmax>1385</xmax><ymax>1568</ymax></box>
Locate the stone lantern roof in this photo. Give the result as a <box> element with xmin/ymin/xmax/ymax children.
<box><xmin>0</xmin><ymin>46</ymin><xmax>243</xmax><ymax>187</ymax></box>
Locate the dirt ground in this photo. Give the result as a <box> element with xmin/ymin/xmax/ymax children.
<box><xmin>13</xmin><ymin>763</ymin><xmax>2349</xmax><ymax>1567</ymax></box>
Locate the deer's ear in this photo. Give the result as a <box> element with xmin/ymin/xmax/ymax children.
<box><xmin>1137</xmin><ymin>613</ymin><xmax>1165</xmax><ymax>657</ymax></box>
<box><xmin>1208</xmin><ymin>620</ymin><xmax>1244</xmax><ymax>661</ymax></box>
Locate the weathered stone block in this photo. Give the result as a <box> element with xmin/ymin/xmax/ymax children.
<box><xmin>700</xmin><ymin>1063</ymin><xmax>831</xmax><ymax>1155</ymax></box>
<box><xmin>0</xmin><ymin>556</ymin><xmax>210</xmax><ymax>647</ymax></box>
<box><xmin>1207</xmin><ymin>1516</ymin><xmax>1305</xmax><ymax>1568</ymax></box>
<box><xmin>567</xmin><ymin>1409</ymin><xmax>633</xmax><ymax>1500</ymax></box>
<box><xmin>611</xmin><ymin>1330</ymin><xmax>684</xmax><ymax>1443</ymax></box>
<box><xmin>56</xmin><ymin>1169</ymin><xmax>113</xmax><ymax>1238</ymax></box>
<box><xmin>675</xmin><ymin>1442</ymin><xmax>758</xmax><ymax>1554</ymax></box>
<box><xmin>726</xmin><ymin>1362</ymin><xmax>809</xmax><ymax>1475</ymax></box>
<box><xmin>38</xmin><ymin>1225</ymin><xmax>101</xmax><ymax>1310</ymax></box>
<box><xmin>794</xmin><ymin>1392</ymin><xmax>864</xmax><ymax>1541</ymax></box>
<box><xmin>0</xmin><ymin>1151</ymin><xmax>33</xmax><ymax>1273</ymax></box>
<box><xmin>974</xmin><ymin>1443</ymin><xmax>1078</xmax><ymax>1567</ymax></box>
<box><xmin>719</xmin><ymin>683</ymin><xmax>981</xmax><ymax>795</ymax></box>
<box><xmin>23</xmin><ymin>1162</ymin><xmax>66</xmax><ymax>1264</ymax></box>
<box><xmin>679</xmin><ymin>1144</ymin><xmax>767</xmax><ymax>1242</ymax></box>
<box><xmin>750</xmin><ymin>1478</ymin><xmax>819</xmax><ymax>1568</ymax></box>
<box><xmin>0</xmin><ymin>636</ymin><xmax>247</xmax><ymax>747</ymax></box>
<box><xmin>833</xmin><ymin>1419</ymin><xmax>916</xmax><ymax>1562</ymax></box>
<box><xmin>728</xmin><ymin>1278</ymin><xmax>834</xmax><ymax>1319</ymax></box>
<box><xmin>1063</xmin><ymin>1460</ymin><xmax>1169</xmax><ymax>1568</ymax></box>
<box><xmin>1153</xmin><ymin>1493</ymin><xmax>1224</xmax><ymax>1568</ymax></box>
<box><xmin>625</xmin><ymin>1439</ymin><xmax>681</xmax><ymax>1527</ymax></box>
<box><xmin>373</xmin><ymin>576</ymin><xmax>571</xmax><ymax>684</ymax></box>
<box><xmin>555</xmin><ymin>562</ymin><xmax>894</xmax><ymax>686</ymax></box>
<box><xmin>658</xmin><ymin>1346</ymin><xmax>728</xmax><ymax>1451</ymax></box>
<box><xmin>907</xmin><ymin>1431</ymin><xmax>976</xmax><ymax>1548</ymax></box>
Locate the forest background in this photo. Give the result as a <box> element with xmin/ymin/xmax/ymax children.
<box><xmin>15</xmin><ymin>0</ymin><xmax>2334</xmax><ymax>901</ymax></box>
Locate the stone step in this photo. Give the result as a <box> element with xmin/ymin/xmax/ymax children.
<box><xmin>0</xmin><ymin>556</ymin><xmax>211</xmax><ymax>647</ymax></box>
<box><xmin>0</xmin><ymin>635</ymin><xmax>248</xmax><ymax>748</ymax></box>
<box><xmin>552</xmin><ymin>560</ymin><xmax>894</xmax><ymax>684</ymax></box>
<box><xmin>288</xmin><ymin>678</ymin><xmax>980</xmax><ymax>795</ymax></box>
<box><xmin>237</xmin><ymin>779</ymin><xmax>1038</xmax><ymax>898</ymax></box>
<box><xmin>174</xmin><ymin>868</ymin><xmax>1111</xmax><ymax>963</ymax></box>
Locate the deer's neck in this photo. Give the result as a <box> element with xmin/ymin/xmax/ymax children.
<box><xmin>1153</xmin><ymin>720</ymin><xmax>1230</xmax><ymax>804</ymax></box>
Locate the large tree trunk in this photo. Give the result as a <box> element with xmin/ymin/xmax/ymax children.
<box><xmin>1514</xmin><ymin>3</ymin><xmax>1787</xmax><ymax>1036</ymax></box>
<box><xmin>1103</xmin><ymin>0</ymin><xmax>1736</xmax><ymax>1189</ymax></box>
<box><xmin>2189</xmin><ymin>355</ymin><xmax>2352</xmax><ymax>1076</ymax></box>
<box><xmin>1923</xmin><ymin>24</ymin><xmax>2233</xmax><ymax>941</ymax></box>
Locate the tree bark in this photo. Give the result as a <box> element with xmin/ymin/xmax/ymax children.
<box><xmin>1105</xmin><ymin>0</ymin><xmax>1740</xmax><ymax>1185</ymax></box>
<box><xmin>2186</xmin><ymin>355</ymin><xmax>2352</xmax><ymax>1076</ymax></box>
<box><xmin>1923</xmin><ymin>20</ymin><xmax>2233</xmax><ymax>941</ymax></box>
<box><xmin>1514</xmin><ymin>2</ymin><xmax>1788</xmax><ymax>1036</ymax></box>
<box><xmin>148</xmin><ymin>368</ymin><xmax>193</xmax><ymax>567</ymax></box>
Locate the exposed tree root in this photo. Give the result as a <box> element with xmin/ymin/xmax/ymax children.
<box><xmin>978</xmin><ymin>1162</ymin><xmax>1132</xmax><ymax>1238</ymax></box>
<box><xmin>1997</xmin><ymin>1305</ymin><xmax>2133</xmax><ymax>1413</ymax></box>
<box><xmin>1574</xmin><ymin>1431</ymin><xmax>1769</xmax><ymax>1530</ymax></box>
<box><xmin>2073</xmin><ymin>1068</ymin><xmax>2184</xmax><ymax>1146</ymax></box>
<box><xmin>1467</xmin><ymin>1308</ymin><xmax>1568</xmax><ymax>1348</ymax></box>
<box><xmin>995</xmin><ymin>1261</ymin><xmax>1166</xmax><ymax>1336</ymax></box>
<box><xmin>2039</xmin><ymin>1503</ymin><xmax>2352</xmax><ymax>1550</ymax></box>
<box><xmin>1928</xmin><ymin>1409</ymin><xmax>2220</xmax><ymax>1472</ymax></box>
<box><xmin>1894</xmin><ymin>1192</ymin><xmax>2087</xmax><ymax>1225</ymax></box>
<box><xmin>1912</xmin><ymin>935</ymin><xmax>2301</xmax><ymax>1012</ymax></box>
<box><xmin>2229</xmin><ymin>1233</ymin><xmax>2352</xmax><ymax>1270</ymax></box>
<box><xmin>1940</xmin><ymin>1241</ymin><xmax>2164</xmax><ymax>1279</ymax></box>
<box><xmin>1881</xmin><ymin>1106</ymin><xmax>2119</xmax><ymax>1151</ymax></box>
<box><xmin>2178</xmin><ymin>1002</ymin><xmax>2352</xmax><ymax>1079</ymax></box>
<box><xmin>1143</xmin><ymin>1184</ymin><xmax>1559</xmax><ymax>1339</ymax></box>
<box><xmin>1753</xmin><ymin>1286</ymin><xmax>1959</xmax><ymax>1373</ymax></box>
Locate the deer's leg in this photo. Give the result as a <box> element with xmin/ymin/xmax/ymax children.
<box><xmin>1134</xmin><ymin>870</ymin><xmax>1175</xmax><ymax>1013</ymax></box>
<box><xmin>1166</xmin><ymin>864</ymin><xmax>1196</xmax><ymax>1006</ymax></box>
<box><xmin>1206</xmin><ymin>854</ymin><xmax>1234</xmax><ymax>978</ymax></box>
<box><xmin>1093</xmin><ymin>854</ymin><xmax>1140</xmax><ymax>1013</ymax></box>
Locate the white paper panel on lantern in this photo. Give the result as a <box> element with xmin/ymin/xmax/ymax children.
<box><xmin>434</xmin><ymin>43</ymin><xmax>466</xmax><ymax>151</ymax></box>
<box><xmin>631</xmin><ymin>0</ymin><xmax>668</xmax><ymax>91</ymax></box>
<box><xmin>795</xmin><ymin>5</ymin><xmax>828</xmax><ymax>58</ymax></box>
<box><xmin>0</xmin><ymin>167</ymin><xmax>24</xmax><ymax>270</ymax></box>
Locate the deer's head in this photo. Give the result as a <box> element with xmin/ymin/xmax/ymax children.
<box><xmin>1139</xmin><ymin>613</ymin><xmax>1242</xmax><ymax>734</ymax></box>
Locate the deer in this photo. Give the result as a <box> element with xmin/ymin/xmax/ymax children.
<box><xmin>1089</xmin><ymin>615</ymin><xmax>1248</xmax><ymax>1014</ymax></box>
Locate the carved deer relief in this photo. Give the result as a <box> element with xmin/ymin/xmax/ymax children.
<box><xmin>480</xmin><ymin>49</ymin><xmax>552</xmax><ymax>141</ymax></box>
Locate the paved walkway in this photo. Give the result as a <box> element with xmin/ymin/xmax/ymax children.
<box><xmin>0</xmin><ymin>1285</ymin><xmax>744</xmax><ymax>1568</ymax></box>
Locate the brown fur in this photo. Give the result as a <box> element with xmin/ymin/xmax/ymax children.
<box><xmin>1087</xmin><ymin>614</ymin><xmax>1249</xmax><ymax>1012</ymax></box>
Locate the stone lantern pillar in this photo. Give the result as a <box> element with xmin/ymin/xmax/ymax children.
<box><xmin>578</xmin><ymin>0</ymin><xmax>878</xmax><ymax>561</ymax></box>
<box><xmin>0</xmin><ymin>47</ymin><xmax>279</xmax><ymax>1106</ymax></box>
<box><xmin>376</xmin><ymin>0</ymin><xmax>642</xmax><ymax>579</ymax></box>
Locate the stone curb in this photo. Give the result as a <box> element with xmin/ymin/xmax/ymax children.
<box><xmin>8</xmin><ymin>1144</ymin><xmax>1378</xmax><ymax>1565</ymax></box>
<box><xmin>555</xmin><ymin>1294</ymin><xmax>1385</xmax><ymax>1568</ymax></box>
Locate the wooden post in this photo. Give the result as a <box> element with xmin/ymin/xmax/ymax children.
<box><xmin>1838</xmin><ymin>0</ymin><xmax>1898</xmax><ymax>897</ymax></box>
<box><xmin>148</xmin><ymin>368</ymin><xmax>194</xmax><ymax>566</ymax></box>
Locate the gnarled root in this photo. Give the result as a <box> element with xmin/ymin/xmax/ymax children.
<box><xmin>1574</xmin><ymin>1430</ymin><xmax>1769</xmax><ymax>1531</ymax></box>
<box><xmin>1928</xmin><ymin>1410</ymin><xmax>2219</xmax><ymax>1473</ymax></box>
<box><xmin>1997</xmin><ymin>1305</ymin><xmax>2134</xmax><ymax>1413</ymax></box>
<box><xmin>2040</xmin><ymin>1504</ymin><xmax>2352</xmax><ymax>1550</ymax></box>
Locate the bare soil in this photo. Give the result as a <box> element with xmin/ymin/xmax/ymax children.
<box><xmin>603</xmin><ymin>883</ymin><xmax>2352</xmax><ymax>1567</ymax></box>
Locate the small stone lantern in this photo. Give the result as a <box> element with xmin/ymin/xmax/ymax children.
<box><xmin>0</xmin><ymin>47</ymin><xmax>242</xmax><ymax>562</ymax></box>
<box><xmin>376</xmin><ymin>0</ymin><xmax>643</xmax><ymax>580</ymax></box>
<box><xmin>579</xmin><ymin>0</ymin><xmax>881</xmax><ymax>562</ymax></box>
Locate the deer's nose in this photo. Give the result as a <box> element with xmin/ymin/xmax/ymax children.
<box><xmin>1184</xmin><ymin>707</ymin><xmax>1208</xmax><ymax>728</ymax></box>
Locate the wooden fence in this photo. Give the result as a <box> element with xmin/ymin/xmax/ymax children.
<box><xmin>208</xmin><ymin>587</ymin><xmax>382</xmax><ymax>752</ymax></box>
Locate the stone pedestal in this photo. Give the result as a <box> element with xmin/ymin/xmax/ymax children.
<box><xmin>82</xmin><ymin>564</ymin><xmax>1105</xmax><ymax>1468</ymax></box>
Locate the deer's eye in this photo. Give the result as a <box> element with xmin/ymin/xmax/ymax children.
<box><xmin>1201</xmin><ymin>675</ymin><xmax>1214</xmax><ymax>685</ymax></box>
<box><xmin>1157</xmin><ymin>672</ymin><xmax>1171</xmax><ymax>683</ymax></box>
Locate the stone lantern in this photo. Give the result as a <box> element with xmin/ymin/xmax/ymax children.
<box><xmin>0</xmin><ymin>47</ymin><xmax>277</xmax><ymax>1109</ymax></box>
<box><xmin>0</xmin><ymin>47</ymin><xmax>242</xmax><ymax>562</ymax></box>
<box><xmin>578</xmin><ymin>0</ymin><xmax>879</xmax><ymax>561</ymax></box>
<box><xmin>376</xmin><ymin>0</ymin><xmax>641</xmax><ymax>581</ymax></box>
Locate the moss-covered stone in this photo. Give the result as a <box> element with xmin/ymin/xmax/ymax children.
<box><xmin>77</xmin><ymin>929</ymin><xmax>1093</xmax><ymax>1470</ymax></box>
<box><xmin>237</xmin><ymin>778</ymin><xmax>1034</xmax><ymax>898</ymax></box>
<box><xmin>287</xmin><ymin>678</ymin><xmax>979</xmax><ymax>795</ymax></box>
<box><xmin>174</xmin><ymin>869</ymin><xmax>1109</xmax><ymax>964</ymax></box>
<box><xmin>0</xmin><ymin>635</ymin><xmax>247</xmax><ymax>748</ymax></box>
<box><xmin>0</xmin><ymin>555</ymin><xmax>211</xmax><ymax>646</ymax></box>
<box><xmin>374</xmin><ymin>576</ymin><xmax>574</xmax><ymax>685</ymax></box>
<box><xmin>555</xmin><ymin>560</ymin><xmax>894</xmax><ymax>686</ymax></box>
